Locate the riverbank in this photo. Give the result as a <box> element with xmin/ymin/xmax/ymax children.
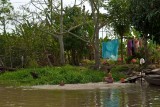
<box><xmin>0</xmin><ymin>65</ymin><xmax>128</xmax><ymax>86</ymax></box>
<box><xmin>31</xmin><ymin>82</ymin><xmax>133</xmax><ymax>90</ymax></box>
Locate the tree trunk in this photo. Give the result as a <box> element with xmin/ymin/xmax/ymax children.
<box><xmin>46</xmin><ymin>53</ymin><xmax>52</xmax><ymax>66</ymax></box>
<box><xmin>59</xmin><ymin>35</ymin><xmax>65</xmax><ymax>65</ymax></box>
<box><xmin>90</xmin><ymin>0</ymin><xmax>100</xmax><ymax>69</ymax></box>
<box><xmin>59</xmin><ymin>0</ymin><xmax>65</xmax><ymax>65</ymax></box>
<box><xmin>67</xmin><ymin>51</ymin><xmax>71</xmax><ymax>64</ymax></box>
<box><xmin>144</xmin><ymin>34</ymin><xmax>148</xmax><ymax>65</ymax></box>
<box><xmin>9</xmin><ymin>46</ymin><xmax>13</xmax><ymax>68</ymax></box>
<box><xmin>3</xmin><ymin>18</ymin><xmax>6</xmax><ymax>35</ymax></box>
<box><xmin>94</xmin><ymin>28</ymin><xmax>100</xmax><ymax>69</ymax></box>
<box><xmin>120</xmin><ymin>35</ymin><xmax>123</xmax><ymax>64</ymax></box>
<box><xmin>71</xmin><ymin>49</ymin><xmax>76</xmax><ymax>65</ymax></box>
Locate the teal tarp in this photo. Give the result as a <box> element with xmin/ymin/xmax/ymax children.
<box><xmin>102</xmin><ymin>39</ymin><xmax>119</xmax><ymax>60</ymax></box>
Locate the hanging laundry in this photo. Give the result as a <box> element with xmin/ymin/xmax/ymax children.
<box><xmin>102</xmin><ymin>39</ymin><xmax>119</xmax><ymax>60</ymax></box>
<box><xmin>127</xmin><ymin>38</ymin><xmax>142</xmax><ymax>56</ymax></box>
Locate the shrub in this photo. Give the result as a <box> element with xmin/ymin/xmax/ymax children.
<box><xmin>111</xmin><ymin>65</ymin><xmax>128</xmax><ymax>81</ymax></box>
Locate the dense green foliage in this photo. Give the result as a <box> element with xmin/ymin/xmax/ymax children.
<box><xmin>63</xmin><ymin>6</ymin><xmax>91</xmax><ymax>65</ymax></box>
<box><xmin>129</xmin><ymin>0</ymin><xmax>160</xmax><ymax>63</ymax></box>
<box><xmin>0</xmin><ymin>3</ymin><xmax>96</xmax><ymax>68</ymax></box>
<box><xmin>0</xmin><ymin>0</ymin><xmax>160</xmax><ymax>68</ymax></box>
<box><xmin>130</xmin><ymin>0</ymin><xmax>160</xmax><ymax>43</ymax></box>
<box><xmin>1</xmin><ymin>0</ymin><xmax>160</xmax><ymax>86</ymax></box>
<box><xmin>107</xmin><ymin>0</ymin><xmax>130</xmax><ymax>35</ymax></box>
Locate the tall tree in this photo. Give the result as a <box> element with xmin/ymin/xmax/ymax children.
<box><xmin>106</xmin><ymin>0</ymin><xmax>130</xmax><ymax>63</ymax></box>
<box><xmin>30</xmin><ymin>0</ymin><xmax>92</xmax><ymax>65</ymax></box>
<box><xmin>0</xmin><ymin>0</ymin><xmax>13</xmax><ymax>67</ymax></box>
<box><xmin>29</xmin><ymin>0</ymin><xmax>65</xmax><ymax>65</ymax></box>
<box><xmin>63</xmin><ymin>6</ymin><xmax>90</xmax><ymax>65</ymax></box>
<box><xmin>88</xmin><ymin>0</ymin><xmax>108</xmax><ymax>69</ymax></box>
<box><xmin>59</xmin><ymin>0</ymin><xmax>65</xmax><ymax>65</ymax></box>
<box><xmin>0</xmin><ymin>0</ymin><xmax>13</xmax><ymax>35</ymax></box>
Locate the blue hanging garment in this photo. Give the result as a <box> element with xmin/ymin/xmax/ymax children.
<box><xmin>102</xmin><ymin>39</ymin><xmax>119</xmax><ymax>60</ymax></box>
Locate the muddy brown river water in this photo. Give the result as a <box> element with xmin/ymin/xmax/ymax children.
<box><xmin>0</xmin><ymin>83</ymin><xmax>160</xmax><ymax>107</ymax></box>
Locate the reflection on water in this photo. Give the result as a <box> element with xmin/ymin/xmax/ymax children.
<box><xmin>0</xmin><ymin>84</ymin><xmax>160</xmax><ymax>107</ymax></box>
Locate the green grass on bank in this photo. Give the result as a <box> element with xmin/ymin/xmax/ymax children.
<box><xmin>0</xmin><ymin>65</ymin><xmax>106</xmax><ymax>86</ymax></box>
<box><xmin>0</xmin><ymin>65</ymin><xmax>128</xmax><ymax>86</ymax></box>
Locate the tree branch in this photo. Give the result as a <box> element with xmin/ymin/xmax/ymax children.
<box><xmin>66</xmin><ymin>31</ymin><xmax>90</xmax><ymax>43</ymax></box>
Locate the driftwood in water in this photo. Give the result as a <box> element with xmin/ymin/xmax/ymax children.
<box><xmin>143</xmin><ymin>68</ymin><xmax>160</xmax><ymax>75</ymax></box>
<box><xmin>123</xmin><ymin>76</ymin><xmax>142</xmax><ymax>83</ymax></box>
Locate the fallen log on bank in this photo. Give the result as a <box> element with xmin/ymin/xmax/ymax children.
<box><xmin>0</xmin><ymin>67</ymin><xmax>16</xmax><ymax>72</ymax></box>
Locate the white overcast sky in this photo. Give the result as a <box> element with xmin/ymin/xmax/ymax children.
<box><xmin>10</xmin><ymin>0</ymin><xmax>90</xmax><ymax>11</ymax></box>
<box><xmin>9</xmin><ymin>0</ymin><xmax>107</xmax><ymax>38</ymax></box>
<box><xmin>10</xmin><ymin>0</ymin><xmax>106</xmax><ymax>15</ymax></box>
<box><xmin>10</xmin><ymin>0</ymin><xmax>31</xmax><ymax>9</ymax></box>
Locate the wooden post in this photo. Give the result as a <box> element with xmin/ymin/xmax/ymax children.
<box><xmin>140</xmin><ymin>58</ymin><xmax>145</xmax><ymax>84</ymax></box>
